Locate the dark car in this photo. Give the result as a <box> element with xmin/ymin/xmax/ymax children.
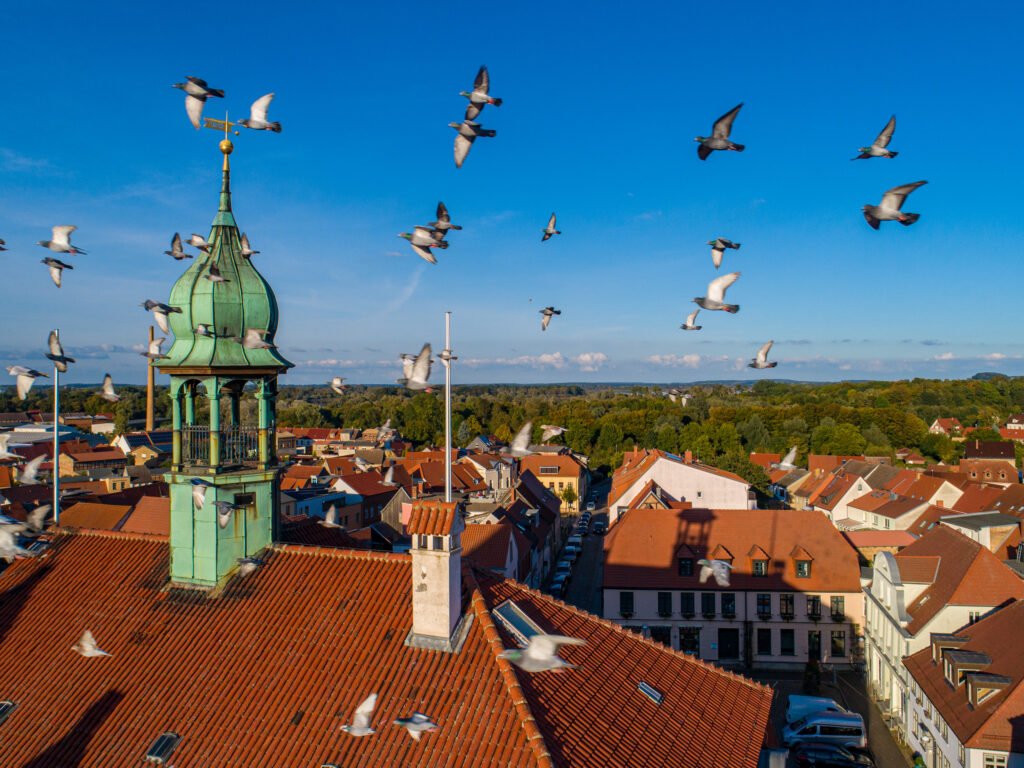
<box><xmin>793</xmin><ymin>743</ymin><xmax>874</xmax><ymax>768</ymax></box>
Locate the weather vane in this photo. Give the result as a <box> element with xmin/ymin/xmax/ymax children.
<box><xmin>203</xmin><ymin>110</ymin><xmax>241</xmax><ymax>139</ymax></box>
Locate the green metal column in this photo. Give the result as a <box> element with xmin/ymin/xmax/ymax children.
<box><xmin>229</xmin><ymin>389</ymin><xmax>240</xmax><ymax>427</ymax></box>
<box><xmin>184</xmin><ymin>382</ymin><xmax>196</xmax><ymax>425</ymax></box>
<box><xmin>257</xmin><ymin>381</ymin><xmax>269</xmax><ymax>470</ymax></box>
<box><xmin>171</xmin><ymin>383</ymin><xmax>183</xmax><ymax>471</ymax></box>
<box><xmin>209</xmin><ymin>380</ymin><xmax>221</xmax><ymax>469</ymax></box>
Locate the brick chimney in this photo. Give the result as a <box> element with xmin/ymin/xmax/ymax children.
<box><xmin>684</xmin><ymin>450</ymin><xmax>693</xmax><ymax>463</ymax></box>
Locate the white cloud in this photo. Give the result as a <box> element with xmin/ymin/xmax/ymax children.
<box><xmin>464</xmin><ymin>353</ymin><xmax>568</xmax><ymax>369</ymax></box>
<box><xmin>298</xmin><ymin>359</ymin><xmax>364</xmax><ymax>368</ymax></box>
<box><xmin>981</xmin><ymin>353</ymin><xmax>1008</xmax><ymax>360</ymax></box>
<box><xmin>573</xmin><ymin>352</ymin><xmax>608</xmax><ymax>371</ymax></box>
<box><xmin>933</xmin><ymin>352</ymin><xmax>955</xmax><ymax>360</ymax></box>
<box><xmin>646</xmin><ymin>354</ymin><xmax>702</xmax><ymax>368</ymax></box>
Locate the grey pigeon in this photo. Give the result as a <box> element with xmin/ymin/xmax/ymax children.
<box><xmin>141</xmin><ymin>300</ymin><xmax>182</xmax><ymax>335</ymax></box>
<box><xmin>749</xmin><ymin>340</ymin><xmax>778</xmax><ymax>369</ymax></box>
<box><xmin>240</xmin><ymin>233</ymin><xmax>259</xmax><ymax>258</ymax></box>
<box><xmin>41</xmin><ymin>258</ymin><xmax>73</xmax><ymax>288</ymax></box>
<box><xmin>461</xmin><ymin>65</ymin><xmax>502</xmax><ymax>121</ymax></box>
<box><xmin>239</xmin><ymin>93</ymin><xmax>282</xmax><ymax>132</ymax></box>
<box><xmin>707</xmin><ymin>237</ymin><xmax>740</xmax><ymax>269</ymax></box>
<box><xmin>72</xmin><ymin>629</ymin><xmax>111</xmax><ymax>658</ymax></box>
<box><xmin>164</xmin><ymin>232</ymin><xmax>191</xmax><ymax>260</ymax></box>
<box><xmin>319</xmin><ymin>504</ymin><xmax>343</xmax><ymax>529</ymax></box>
<box><xmin>429</xmin><ymin>201</ymin><xmax>462</xmax><ymax>233</ymax></box>
<box><xmin>45</xmin><ymin>331</ymin><xmax>75</xmax><ymax>372</ymax></box>
<box><xmin>540</xmin><ymin>424</ymin><xmax>566</xmax><ymax>442</ymax></box>
<box><xmin>696</xmin><ymin>103</ymin><xmax>745</xmax><ymax>160</ymax></box>
<box><xmin>693</xmin><ymin>272</ymin><xmax>740</xmax><ymax>313</ymax></box>
<box><xmin>498</xmin><ymin>633</ymin><xmax>585</xmax><ymax>673</ymax></box>
<box><xmin>213</xmin><ymin>500</ymin><xmax>242</xmax><ymax>529</ymax></box>
<box><xmin>329</xmin><ymin>377</ymin><xmax>347</xmax><ymax>394</ymax></box>
<box><xmin>450</xmin><ymin>121</ymin><xmax>496</xmax><ymax>168</ymax></box>
<box><xmin>232</xmin><ymin>328</ymin><xmax>275</xmax><ymax>349</ymax></box>
<box><xmin>394</xmin><ymin>712</ymin><xmax>439</xmax><ymax>741</ymax></box>
<box><xmin>38</xmin><ymin>225</ymin><xmax>86</xmax><ymax>255</ymax></box>
<box><xmin>852</xmin><ymin>115</ymin><xmax>898</xmax><ymax>160</ymax></box>
<box><xmin>0</xmin><ymin>239</ymin><xmax>6</xmax><ymax>251</ymax></box>
<box><xmin>540</xmin><ymin>306</ymin><xmax>561</xmax><ymax>331</ymax></box>
<box><xmin>340</xmin><ymin>693</ymin><xmax>378</xmax><ymax>737</ymax></box>
<box><xmin>7</xmin><ymin>366</ymin><xmax>48</xmax><ymax>400</ymax></box>
<box><xmin>190</xmin><ymin>477</ymin><xmax>214</xmax><ymax>509</ymax></box>
<box><xmin>17</xmin><ymin>454</ymin><xmax>46</xmax><ymax>485</ymax></box>
<box><xmin>399</xmin><ymin>227</ymin><xmax>448</xmax><ymax>264</ymax></box>
<box><xmin>236</xmin><ymin>557</ymin><xmax>264</xmax><ymax>577</ymax></box>
<box><xmin>508</xmin><ymin>421</ymin><xmax>533</xmax><ymax>458</ymax></box>
<box><xmin>680</xmin><ymin>309</ymin><xmax>702</xmax><ymax>331</ymax></box>
<box><xmin>204</xmin><ymin>262</ymin><xmax>229</xmax><ymax>283</ymax></box>
<box><xmin>173</xmin><ymin>76</ymin><xmax>225</xmax><ymax>130</ymax></box>
<box><xmin>862</xmin><ymin>181</ymin><xmax>927</xmax><ymax>230</ymax></box>
<box><xmin>141</xmin><ymin>337</ymin><xmax>169</xmax><ymax>360</ymax></box>
<box><xmin>664</xmin><ymin>388</ymin><xmax>691</xmax><ymax>406</ymax></box>
<box><xmin>196</xmin><ymin>324</ymin><xmax>215</xmax><ymax>337</ymax></box>
<box><xmin>401</xmin><ymin>343</ymin><xmax>433</xmax><ymax>391</ymax></box>
<box><xmin>99</xmin><ymin>373</ymin><xmax>120</xmax><ymax>403</ymax></box>
<box><xmin>698</xmin><ymin>558</ymin><xmax>734</xmax><ymax>587</ymax></box>
<box><xmin>776</xmin><ymin>446</ymin><xmax>798</xmax><ymax>470</ymax></box>
<box><xmin>188</xmin><ymin>233</ymin><xmax>212</xmax><ymax>253</ymax></box>
<box><xmin>541</xmin><ymin>213</ymin><xmax>561</xmax><ymax>242</ymax></box>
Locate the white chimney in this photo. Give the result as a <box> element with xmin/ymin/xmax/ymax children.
<box><xmin>406</xmin><ymin>500</ymin><xmax>466</xmax><ymax>651</ymax></box>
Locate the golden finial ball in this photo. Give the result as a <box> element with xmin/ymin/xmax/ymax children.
<box><xmin>220</xmin><ymin>139</ymin><xmax>234</xmax><ymax>155</ymax></box>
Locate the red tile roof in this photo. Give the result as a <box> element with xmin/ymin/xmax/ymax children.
<box><xmin>334</xmin><ymin>470</ymin><xmax>397</xmax><ymax>498</ymax></box>
<box><xmin>907</xmin><ymin>505</ymin><xmax>963</xmax><ymax>537</ymax></box>
<box><xmin>842</xmin><ymin>530</ymin><xmax>916</xmax><ymax>548</ymax></box>
<box><xmin>280</xmin><ymin>515</ymin><xmax>366</xmax><ymax>548</ymax></box>
<box><xmin>952</xmin><ymin>484</ymin><xmax>1005</xmax><ymax>514</ymax></box>
<box><xmin>807</xmin><ymin>455</ymin><xmax>864</xmax><ymax>475</ymax></box>
<box><xmin>322</xmin><ymin>456</ymin><xmax>356</xmax><ymax>475</ymax></box>
<box><xmin>604</xmin><ymin>508</ymin><xmax>862</xmax><ymax>592</ymax></box>
<box><xmin>748</xmin><ymin>453</ymin><xmax>781</xmax><ymax>470</ymax></box>
<box><xmin>407</xmin><ymin>499</ymin><xmax>460</xmax><ymax>535</ymax></box>
<box><xmin>607</xmin><ymin>449</ymin><xmax>747</xmax><ymax>510</ymax></box>
<box><xmin>519</xmin><ymin>454</ymin><xmax>584</xmax><ymax>479</ymax></box>
<box><xmin>58</xmin><ymin>502</ymin><xmax>133</xmax><ymax>531</ymax></box>
<box><xmin>808</xmin><ymin>473</ymin><xmax>859</xmax><ymax>510</ymax></box>
<box><xmin>65</xmin><ymin>450</ymin><xmax>128</xmax><ymax>464</ymax></box>
<box><xmin>461</xmin><ymin>524</ymin><xmax>514</xmax><ymax>571</ymax></box>
<box><xmin>119</xmin><ymin>496</ymin><xmax>170</xmax><ymax>537</ymax></box>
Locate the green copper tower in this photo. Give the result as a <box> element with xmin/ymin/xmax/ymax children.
<box><xmin>156</xmin><ymin>138</ymin><xmax>292</xmax><ymax>587</ymax></box>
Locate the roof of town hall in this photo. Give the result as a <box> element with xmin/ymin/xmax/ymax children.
<box><xmin>606</xmin><ymin>448</ymin><xmax>747</xmax><ymax>510</ymax></box>
<box><xmin>0</xmin><ymin>528</ymin><xmax>774</xmax><ymax>768</ymax></box>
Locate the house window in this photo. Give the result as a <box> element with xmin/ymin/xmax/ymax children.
<box><xmin>697</xmin><ymin>491</ymin><xmax>702</xmax><ymax>498</ymax></box>
<box><xmin>680</xmin><ymin>592</ymin><xmax>695</xmax><ymax>616</ymax></box>
<box><xmin>983</xmin><ymin>756</ymin><xmax>1007</xmax><ymax>768</ymax></box>
<box><xmin>721</xmin><ymin>593</ymin><xmax>736</xmax><ymax>617</ymax></box>
<box><xmin>658</xmin><ymin>592</ymin><xmax>672</xmax><ymax>617</ymax></box>
<box><xmin>831</xmin><ymin>596</ymin><xmax>845</xmax><ymax>620</ymax></box>
<box><xmin>780</xmin><ymin>593</ymin><xmax>795</xmax><ymax>619</ymax></box>
<box><xmin>678</xmin><ymin>558</ymin><xmax>694</xmax><ymax>576</ymax></box>
<box><xmin>796</xmin><ymin>560</ymin><xmax>812</xmax><ymax>578</ymax></box>
<box><xmin>780</xmin><ymin>629</ymin><xmax>795</xmax><ymax>656</ymax></box>
<box><xmin>701</xmin><ymin>592</ymin><xmax>716</xmax><ymax>617</ymax></box>
<box><xmin>831</xmin><ymin>631</ymin><xmax>846</xmax><ymax>657</ymax></box>
<box><xmin>539</xmin><ymin>466</ymin><xmax>558</xmax><ymax>475</ymax></box>
<box><xmin>558</xmin><ymin>482</ymin><xmax>564</xmax><ymax>490</ymax></box>
<box><xmin>969</xmin><ymin>611</ymin><xmax>982</xmax><ymax>625</ymax></box>
<box><xmin>757</xmin><ymin>593</ymin><xmax>772</xmax><ymax>618</ymax></box>
<box><xmin>619</xmin><ymin>591</ymin><xmax>634</xmax><ymax>617</ymax></box>
<box><xmin>757</xmin><ymin>628</ymin><xmax>772</xmax><ymax>655</ymax></box>
<box><xmin>942</xmin><ymin>719</ymin><xmax>948</xmax><ymax>741</ymax></box>
<box><xmin>959</xmin><ymin>745</ymin><xmax>965</xmax><ymax>766</ymax></box>
<box><xmin>752</xmin><ymin>559</ymin><xmax>768</xmax><ymax>576</ymax></box>
<box><xmin>807</xmin><ymin>595</ymin><xmax>822</xmax><ymax>619</ymax></box>
<box><xmin>680</xmin><ymin>626</ymin><xmax>700</xmax><ymax>655</ymax></box>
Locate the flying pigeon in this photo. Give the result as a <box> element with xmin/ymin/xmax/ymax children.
<box><xmin>353</xmin><ymin>456</ymin><xmax>370</xmax><ymax>473</ymax></box>
<box><xmin>41</xmin><ymin>257</ymin><xmax>73</xmax><ymax>288</ymax></box>
<box><xmin>329</xmin><ymin>377</ymin><xmax>347</xmax><ymax>394</ymax></box>
<box><xmin>429</xmin><ymin>201</ymin><xmax>462</xmax><ymax>233</ymax></box>
<box><xmin>213</xmin><ymin>500</ymin><xmax>242</xmax><ymax>529</ymax></box>
<box><xmin>695</xmin><ymin>103</ymin><xmax>745</xmax><ymax>160</ymax></box>
<box><xmin>461</xmin><ymin>65</ymin><xmax>502</xmax><ymax>121</ymax></box>
<box><xmin>7</xmin><ymin>366</ymin><xmax>48</xmax><ymax>400</ymax></box>
<box><xmin>141</xmin><ymin>337</ymin><xmax>169</xmax><ymax>360</ymax></box>
<box><xmin>72</xmin><ymin>629</ymin><xmax>111</xmax><ymax>658</ymax></box>
<box><xmin>25</xmin><ymin>504</ymin><xmax>51</xmax><ymax>534</ymax></box>
<box><xmin>394</xmin><ymin>712</ymin><xmax>439</xmax><ymax>741</ymax></box>
<box><xmin>862</xmin><ymin>181</ymin><xmax>928</xmax><ymax>230</ymax></box>
<box><xmin>540</xmin><ymin>306</ymin><xmax>561</xmax><ymax>331</ymax></box>
<box><xmin>698</xmin><ymin>558</ymin><xmax>734</xmax><ymax>587</ymax></box>
<box><xmin>399</xmin><ymin>227</ymin><xmax>448</xmax><ymax>264</ymax></box>
<box><xmin>852</xmin><ymin>115</ymin><xmax>898</xmax><ymax>160</ymax></box>
<box><xmin>164</xmin><ymin>232</ymin><xmax>191</xmax><ymax>260</ymax></box>
<box><xmin>99</xmin><ymin>374</ymin><xmax>120</xmax><ymax>403</ymax></box>
<box><xmin>38</xmin><ymin>225</ymin><xmax>87</xmax><ymax>255</ymax></box>
<box><xmin>0</xmin><ymin>434</ymin><xmax>23</xmax><ymax>460</ymax></box>
<box><xmin>450</xmin><ymin>121</ymin><xmax>496</xmax><ymax>168</ymax></box>
<box><xmin>0</xmin><ymin>239</ymin><xmax>6</xmax><ymax>251</ymax></box>
<box><xmin>707</xmin><ymin>238</ymin><xmax>740</xmax><ymax>269</ymax></box>
<box><xmin>776</xmin><ymin>446</ymin><xmax>798</xmax><ymax>470</ymax></box>
<box><xmin>188</xmin><ymin>233</ymin><xmax>212</xmax><ymax>253</ymax></box>
<box><xmin>382</xmin><ymin>465</ymin><xmax>396</xmax><ymax>486</ymax></box>
<box><xmin>498</xmin><ymin>633</ymin><xmax>585</xmax><ymax>673</ymax></box>
<box><xmin>340</xmin><ymin>693</ymin><xmax>378</xmax><ymax>737</ymax></box>
<box><xmin>679</xmin><ymin>309</ymin><xmax>702</xmax><ymax>331</ymax></box>
<box><xmin>196</xmin><ymin>324</ymin><xmax>215</xmax><ymax>337</ymax></box>
<box><xmin>190</xmin><ymin>478</ymin><xmax>214</xmax><ymax>509</ymax></box>
<box><xmin>239</xmin><ymin>93</ymin><xmax>282</xmax><ymax>132</ymax></box>
<box><xmin>541</xmin><ymin>213</ymin><xmax>561</xmax><ymax>242</ymax></box>
<box><xmin>173</xmin><ymin>76</ymin><xmax>225</xmax><ymax>130</ymax></box>
<box><xmin>402</xmin><ymin>343</ymin><xmax>433</xmax><ymax>391</ymax></box>
<box><xmin>749</xmin><ymin>340</ymin><xmax>778</xmax><ymax>369</ymax></box>
<box><xmin>693</xmin><ymin>272</ymin><xmax>740</xmax><ymax>313</ymax></box>
<box><xmin>509</xmin><ymin>421</ymin><xmax>533</xmax><ymax>458</ymax></box>
<box><xmin>319</xmin><ymin>504</ymin><xmax>343</xmax><ymax>529</ymax></box>
<box><xmin>204</xmin><ymin>262</ymin><xmax>229</xmax><ymax>283</ymax></box>
<box><xmin>0</xmin><ymin>525</ymin><xmax>36</xmax><ymax>561</ymax></box>
<box><xmin>17</xmin><ymin>454</ymin><xmax>46</xmax><ymax>485</ymax></box>
<box><xmin>232</xmin><ymin>328</ymin><xmax>275</xmax><ymax>350</ymax></box>
<box><xmin>240</xmin><ymin>233</ymin><xmax>259</xmax><ymax>258</ymax></box>
<box><xmin>664</xmin><ymin>388</ymin><xmax>680</xmax><ymax>403</ymax></box>
<box><xmin>141</xmin><ymin>300</ymin><xmax>183</xmax><ymax>335</ymax></box>
<box><xmin>45</xmin><ymin>331</ymin><xmax>75</xmax><ymax>372</ymax></box>
<box><xmin>541</xmin><ymin>425</ymin><xmax>566</xmax><ymax>442</ymax></box>
<box><xmin>236</xmin><ymin>558</ymin><xmax>264</xmax><ymax>577</ymax></box>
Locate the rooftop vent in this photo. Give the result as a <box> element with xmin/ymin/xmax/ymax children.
<box><xmin>492</xmin><ymin>601</ymin><xmax>541</xmax><ymax>646</ymax></box>
<box><xmin>0</xmin><ymin>700</ymin><xmax>16</xmax><ymax>726</ymax></box>
<box><xmin>637</xmin><ymin>681</ymin><xmax>663</xmax><ymax>705</ymax></box>
<box><xmin>144</xmin><ymin>732</ymin><xmax>182</xmax><ymax>764</ymax></box>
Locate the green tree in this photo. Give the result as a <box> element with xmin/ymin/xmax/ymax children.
<box><xmin>831</xmin><ymin>423</ymin><xmax>867</xmax><ymax>455</ymax></box>
<box><xmin>656</xmin><ymin>425</ymin><xmax>679</xmax><ymax>453</ymax></box>
<box><xmin>861</xmin><ymin>423</ymin><xmax>889</xmax><ymax>447</ymax></box>
<box><xmin>810</xmin><ymin>417</ymin><xmax>837</xmax><ymax>453</ymax></box>
<box><xmin>711</xmin><ymin>452</ymin><xmax>770</xmax><ymax>494</ymax></box>
<box><xmin>560</xmin><ymin>485</ymin><xmax>578</xmax><ymax>511</ymax></box>
<box><xmin>737</xmin><ymin>415</ymin><xmax>771</xmax><ymax>451</ymax></box>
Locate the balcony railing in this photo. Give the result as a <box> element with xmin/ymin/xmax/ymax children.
<box><xmin>182</xmin><ymin>425</ymin><xmax>260</xmax><ymax>467</ymax></box>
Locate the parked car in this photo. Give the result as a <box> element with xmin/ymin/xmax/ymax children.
<box><xmin>786</xmin><ymin>695</ymin><xmax>850</xmax><ymax>724</ymax></box>
<box><xmin>550</xmin><ymin>574</ymin><xmax>568</xmax><ymax>596</ymax></box>
<box><xmin>782</xmin><ymin>712</ymin><xmax>866</xmax><ymax>749</ymax></box>
<box><xmin>554</xmin><ymin>561</ymin><xmax>572</xmax><ymax>578</ymax></box>
<box><xmin>567</xmin><ymin>534</ymin><xmax>582</xmax><ymax>548</ymax></box>
<box><xmin>793</xmin><ymin>744</ymin><xmax>873</xmax><ymax>768</ymax></box>
<box><xmin>592</xmin><ymin>521</ymin><xmax>606</xmax><ymax>534</ymax></box>
<box><xmin>564</xmin><ymin>544</ymin><xmax>580</xmax><ymax>562</ymax></box>
<box><xmin>586</xmin><ymin>501</ymin><xmax>596</xmax><ymax>511</ymax></box>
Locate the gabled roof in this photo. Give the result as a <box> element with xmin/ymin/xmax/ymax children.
<box><xmin>461</xmin><ymin>524</ymin><xmax>514</xmax><ymax>571</ymax></box>
<box><xmin>809</xmin><ymin>473</ymin><xmax>859</xmax><ymax>510</ymax></box>
<box><xmin>907</xmin><ymin>505</ymin><xmax>963</xmax><ymax>537</ymax></box>
<box><xmin>842</xmin><ymin>530</ymin><xmax>916</xmax><ymax>548</ymax></box>
<box><xmin>519</xmin><ymin>453</ymin><xmax>583</xmax><ymax>478</ymax></box>
<box><xmin>407</xmin><ymin>499</ymin><xmax>461</xmax><ymax>536</ymax></box>
<box><xmin>58</xmin><ymin>502</ymin><xmax>134</xmax><ymax>531</ymax></box>
<box><xmin>119</xmin><ymin>496</ymin><xmax>170</xmax><ymax>537</ymax></box>
<box><xmin>807</xmin><ymin>455</ymin><xmax>864</xmax><ymax>475</ymax></box>
<box><xmin>748</xmin><ymin>453</ymin><xmax>781</xmax><ymax>470</ymax></box>
<box><xmin>334</xmin><ymin>471</ymin><xmax>397</xmax><ymax>499</ymax></box>
<box><xmin>964</xmin><ymin>440</ymin><xmax>1015</xmax><ymax>460</ymax></box>
<box><xmin>952</xmin><ymin>484</ymin><xmax>1005</xmax><ymax>514</ymax></box>
<box><xmin>607</xmin><ymin>449</ymin><xmax>747</xmax><ymax>509</ymax></box>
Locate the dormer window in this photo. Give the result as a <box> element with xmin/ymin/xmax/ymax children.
<box><xmin>752</xmin><ymin>560</ymin><xmax>768</xmax><ymax>576</ymax></box>
<box><xmin>677</xmin><ymin>558</ymin><xmax>694</xmax><ymax>576</ymax></box>
<box><xmin>796</xmin><ymin>560</ymin><xmax>812</xmax><ymax>578</ymax></box>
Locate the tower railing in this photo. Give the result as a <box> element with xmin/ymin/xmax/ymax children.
<box><xmin>182</xmin><ymin>425</ymin><xmax>260</xmax><ymax>467</ymax></box>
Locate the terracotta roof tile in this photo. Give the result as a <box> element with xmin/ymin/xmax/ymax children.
<box><xmin>748</xmin><ymin>453</ymin><xmax>781</xmax><ymax>470</ymax></box>
<box><xmin>951</xmin><ymin>484</ymin><xmax>1005</xmax><ymax>514</ymax></box>
<box><xmin>58</xmin><ymin>502</ymin><xmax>134</xmax><ymax>531</ymax></box>
<box><xmin>407</xmin><ymin>499</ymin><xmax>460</xmax><ymax>535</ymax></box>
<box><xmin>462</xmin><ymin>524</ymin><xmax>514</xmax><ymax>571</ymax></box>
<box><xmin>119</xmin><ymin>497</ymin><xmax>169</xmax><ymax>537</ymax></box>
<box><xmin>842</xmin><ymin>530</ymin><xmax>916</xmax><ymax>547</ymax></box>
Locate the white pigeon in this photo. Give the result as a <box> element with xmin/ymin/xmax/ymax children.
<box><xmin>664</xmin><ymin>388</ymin><xmax>680</xmax><ymax>403</ymax></box>
<box><xmin>26</xmin><ymin>504</ymin><xmax>51</xmax><ymax>533</ymax></box>
<box><xmin>540</xmin><ymin>425</ymin><xmax>566</xmax><ymax>442</ymax></box>
<box><xmin>329</xmin><ymin>377</ymin><xmax>347</xmax><ymax>394</ymax></box>
<box><xmin>707</xmin><ymin>237</ymin><xmax>740</xmax><ymax>269</ymax></box>
<box><xmin>190</xmin><ymin>478</ymin><xmax>214</xmax><ymax>509</ymax></box>
<box><xmin>0</xmin><ymin>525</ymin><xmax>35</xmax><ymax>561</ymax></box>
<box><xmin>693</xmin><ymin>272</ymin><xmax>740</xmax><ymax>313</ymax></box>
<box><xmin>319</xmin><ymin>504</ymin><xmax>342</xmax><ymax>529</ymax></box>
<box><xmin>188</xmin><ymin>233</ymin><xmax>212</xmax><ymax>253</ymax></box>
<box><xmin>38</xmin><ymin>225</ymin><xmax>86</xmax><ymax>255</ymax></box>
<box><xmin>540</xmin><ymin>306</ymin><xmax>561</xmax><ymax>331</ymax></box>
<box><xmin>852</xmin><ymin>115</ymin><xmax>898</xmax><ymax>160</ymax></box>
<box><xmin>239</xmin><ymin>93</ymin><xmax>282</xmax><ymax>132</ymax></box>
<box><xmin>44</xmin><ymin>331</ymin><xmax>75</xmax><ymax>372</ymax></box>
<box><xmin>0</xmin><ymin>239</ymin><xmax>5</xmax><ymax>251</ymax></box>
<box><xmin>164</xmin><ymin>232</ymin><xmax>191</xmax><ymax>260</ymax></box>
<box><xmin>498</xmin><ymin>633</ymin><xmax>585</xmax><ymax>673</ymax></box>
<box><xmin>862</xmin><ymin>181</ymin><xmax>927</xmax><ymax>230</ymax></box>
<box><xmin>748</xmin><ymin>340</ymin><xmax>778</xmax><ymax>369</ymax></box>
<box><xmin>240</xmin><ymin>233</ymin><xmax>259</xmax><ymax>258</ymax></box>
<box><xmin>41</xmin><ymin>257</ymin><xmax>73</xmax><ymax>288</ymax></box>
<box><xmin>679</xmin><ymin>309</ymin><xmax>702</xmax><ymax>331</ymax></box>
<box><xmin>541</xmin><ymin>213</ymin><xmax>561</xmax><ymax>242</ymax></box>
<box><xmin>0</xmin><ymin>434</ymin><xmax>23</xmax><ymax>460</ymax></box>
<box><xmin>394</xmin><ymin>712</ymin><xmax>439</xmax><ymax>741</ymax></box>
<box><xmin>173</xmin><ymin>76</ymin><xmax>225</xmax><ymax>130</ymax></box>
<box><xmin>340</xmin><ymin>693</ymin><xmax>378</xmax><ymax>736</ymax></box>
<box><xmin>354</xmin><ymin>456</ymin><xmax>370</xmax><ymax>472</ymax></box>
<box><xmin>196</xmin><ymin>324</ymin><xmax>215</xmax><ymax>337</ymax></box>
<box><xmin>382</xmin><ymin>465</ymin><xmax>396</xmax><ymax>486</ymax></box>
<box><xmin>17</xmin><ymin>455</ymin><xmax>46</xmax><ymax>485</ymax></box>
<box><xmin>141</xmin><ymin>300</ymin><xmax>182</xmax><ymax>335</ymax></box>
<box><xmin>7</xmin><ymin>366</ymin><xmax>49</xmax><ymax>400</ymax></box>
<box><xmin>236</xmin><ymin>558</ymin><xmax>264</xmax><ymax>577</ymax></box>
<box><xmin>141</xmin><ymin>337</ymin><xmax>169</xmax><ymax>360</ymax></box>
<box><xmin>99</xmin><ymin>373</ymin><xmax>120</xmax><ymax>403</ymax></box>
<box><xmin>213</xmin><ymin>500</ymin><xmax>241</xmax><ymax>529</ymax></box>
<box><xmin>698</xmin><ymin>558</ymin><xmax>734</xmax><ymax>587</ymax></box>
<box><xmin>403</xmin><ymin>343</ymin><xmax>433</xmax><ymax>391</ymax></box>
<box><xmin>72</xmin><ymin>629</ymin><xmax>111</xmax><ymax>658</ymax></box>
<box><xmin>233</xmin><ymin>328</ymin><xmax>275</xmax><ymax>350</ymax></box>
<box><xmin>204</xmin><ymin>263</ymin><xmax>229</xmax><ymax>283</ymax></box>
<box><xmin>777</xmin><ymin>446</ymin><xmax>799</xmax><ymax>470</ymax></box>
<box><xmin>449</xmin><ymin>120</ymin><xmax>496</xmax><ymax>168</ymax></box>
<box><xmin>509</xmin><ymin>421</ymin><xmax>533</xmax><ymax>458</ymax></box>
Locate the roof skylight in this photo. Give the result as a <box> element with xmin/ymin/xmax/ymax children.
<box><xmin>492</xmin><ymin>601</ymin><xmax>542</xmax><ymax>645</ymax></box>
<box><xmin>144</xmin><ymin>732</ymin><xmax>182</xmax><ymax>764</ymax></box>
<box><xmin>638</xmin><ymin>681</ymin><xmax>663</xmax><ymax>704</ymax></box>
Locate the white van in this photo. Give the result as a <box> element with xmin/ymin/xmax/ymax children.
<box><xmin>785</xmin><ymin>695</ymin><xmax>850</xmax><ymax>724</ymax></box>
<box><xmin>781</xmin><ymin>711</ymin><xmax>866</xmax><ymax>749</ymax></box>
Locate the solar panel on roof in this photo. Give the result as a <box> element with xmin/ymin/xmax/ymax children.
<box><xmin>492</xmin><ymin>600</ymin><xmax>542</xmax><ymax>646</ymax></box>
<box><xmin>144</xmin><ymin>732</ymin><xmax>181</xmax><ymax>764</ymax></box>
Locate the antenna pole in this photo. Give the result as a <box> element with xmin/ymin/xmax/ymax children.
<box><xmin>52</xmin><ymin>329</ymin><xmax>60</xmax><ymax>525</ymax></box>
<box><xmin>444</xmin><ymin>312</ymin><xmax>452</xmax><ymax>504</ymax></box>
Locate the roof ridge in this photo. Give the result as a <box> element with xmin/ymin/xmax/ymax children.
<box><xmin>54</xmin><ymin>527</ymin><xmax>167</xmax><ymax>543</ymax></box>
<box><xmin>272</xmin><ymin>542</ymin><xmax>409</xmax><ymax>562</ymax></box>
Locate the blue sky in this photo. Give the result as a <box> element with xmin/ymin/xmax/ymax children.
<box><xmin>2</xmin><ymin>0</ymin><xmax>1022</xmax><ymax>385</ymax></box>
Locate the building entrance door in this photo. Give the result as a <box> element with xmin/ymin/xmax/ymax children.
<box><xmin>808</xmin><ymin>631</ymin><xmax>821</xmax><ymax>661</ymax></box>
<box><xmin>718</xmin><ymin>628</ymin><xmax>740</xmax><ymax>660</ymax></box>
